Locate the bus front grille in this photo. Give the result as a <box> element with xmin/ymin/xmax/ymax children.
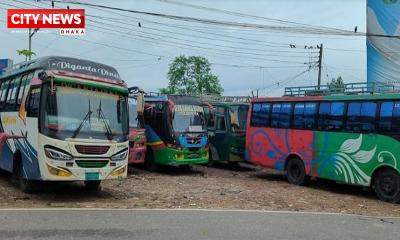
<box><xmin>75</xmin><ymin>145</ymin><xmax>110</xmax><ymax>155</ymax></box>
<box><xmin>76</xmin><ymin>160</ymin><xmax>109</xmax><ymax>168</ymax></box>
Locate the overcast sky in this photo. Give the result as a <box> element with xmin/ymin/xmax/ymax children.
<box><xmin>0</xmin><ymin>0</ymin><xmax>366</xmax><ymax>96</ymax></box>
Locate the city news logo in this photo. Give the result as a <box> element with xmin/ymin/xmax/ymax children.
<box><xmin>7</xmin><ymin>9</ymin><xmax>85</xmax><ymax>35</ymax></box>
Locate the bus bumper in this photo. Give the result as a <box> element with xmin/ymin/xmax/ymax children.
<box><xmin>128</xmin><ymin>146</ymin><xmax>146</xmax><ymax>164</ymax></box>
<box><xmin>154</xmin><ymin>147</ymin><xmax>209</xmax><ymax>166</ymax></box>
<box><xmin>43</xmin><ymin>161</ymin><xmax>128</xmax><ymax>181</ymax></box>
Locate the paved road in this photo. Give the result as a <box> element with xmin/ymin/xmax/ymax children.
<box><xmin>0</xmin><ymin>209</ymin><xmax>399</xmax><ymax>240</ymax></box>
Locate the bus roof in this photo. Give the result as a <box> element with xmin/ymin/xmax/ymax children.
<box><xmin>252</xmin><ymin>93</ymin><xmax>400</xmax><ymax>103</ymax></box>
<box><xmin>0</xmin><ymin>56</ymin><xmax>123</xmax><ymax>82</ymax></box>
<box><xmin>144</xmin><ymin>95</ymin><xmax>168</xmax><ymax>102</ymax></box>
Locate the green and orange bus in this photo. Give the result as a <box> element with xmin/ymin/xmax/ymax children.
<box><xmin>246</xmin><ymin>84</ymin><xmax>400</xmax><ymax>203</ymax></box>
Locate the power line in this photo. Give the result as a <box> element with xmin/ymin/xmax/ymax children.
<box><xmin>154</xmin><ymin>0</ymin><xmax>350</xmax><ymax>33</ymax></box>
<box><xmin>45</xmin><ymin>0</ymin><xmax>366</xmax><ymax>37</ymax></box>
<box><xmin>8</xmin><ymin>1</ymin><xmax>317</xmax><ymax>64</ymax></box>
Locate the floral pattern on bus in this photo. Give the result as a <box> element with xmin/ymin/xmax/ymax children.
<box><xmin>248</xmin><ymin>128</ymin><xmax>314</xmax><ymax>172</ymax></box>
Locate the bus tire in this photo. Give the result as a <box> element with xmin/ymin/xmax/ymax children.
<box><xmin>84</xmin><ymin>180</ymin><xmax>102</xmax><ymax>191</ymax></box>
<box><xmin>13</xmin><ymin>155</ymin><xmax>36</xmax><ymax>193</ymax></box>
<box><xmin>144</xmin><ymin>149</ymin><xmax>158</xmax><ymax>171</ymax></box>
<box><xmin>373</xmin><ymin>168</ymin><xmax>400</xmax><ymax>203</ymax></box>
<box><xmin>178</xmin><ymin>165</ymin><xmax>192</xmax><ymax>171</ymax></box>
<box><xmin>286</xmin><ymin>157</ymin><xmax>309</xmax><ymax>186</ymax></box>
<box><xmin>207</xmin><ymin>149</ymin><xmax>215</xmax><ymax>167</ymax></box>
<box><xmin>228</xmin><ymin>161</ymin><xmax>239</xmax><ymax>168</ymax></box>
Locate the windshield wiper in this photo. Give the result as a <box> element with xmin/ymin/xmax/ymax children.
<box><xmin>72</xmin><ymin>100</ymin><xmax>92</xmax><ymax>139</ymax></box>
<box><xmin>97</xmin><ymin>100</ymin><xmax>114</xmax><ymax>140</ymax></box>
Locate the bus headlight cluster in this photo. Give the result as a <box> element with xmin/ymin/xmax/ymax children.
<box><xmin>111</xmin><ymin>148</ymin><xmax>128</xmax><ymax>161</ymax></box>
<box><xmin>44</xmin><ymin>146</ymin><xmax>73</xmax><ymax>161</ymax></box>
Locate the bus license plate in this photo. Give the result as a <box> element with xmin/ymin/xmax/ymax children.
<box><xmin>85</xmin><ymin>172</ymin><xmax>99</xmax><ymax>180</ymax></box>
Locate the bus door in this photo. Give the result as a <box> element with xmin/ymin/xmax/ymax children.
<box><xmin>209</xmin><ymin>107</ymin><xmax>229</xmax><ymax>161</ymax></box>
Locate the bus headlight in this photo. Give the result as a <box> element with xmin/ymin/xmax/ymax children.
<box><xmin>44</xmin><ymin>146</ymin><xmax>73</xmax><ymax>161</ymax></box>
<box><xmin>111</xmin><ymin>148</ymin><xmax>128</xmax><ymax>161</ymax></box>
<box><xmin>46</xmin><ymin>164</ymin><xmax>72</xmax><ymax>177</ymax></box>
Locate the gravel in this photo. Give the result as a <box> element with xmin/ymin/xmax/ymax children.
<box><xmin>0</xmin><ymin>164</ymin><xmax>399</xmax><ymax>216</ymax></box>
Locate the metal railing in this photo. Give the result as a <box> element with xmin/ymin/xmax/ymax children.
<box><xmin>200</xmin><ymin>95</ymin><xmax>250</xmax><ymax>103</ymax></box>
<box><xmin>284</xmin><ymin>82</ymin><xmax>400</xmax><ymax>96</ymax></box>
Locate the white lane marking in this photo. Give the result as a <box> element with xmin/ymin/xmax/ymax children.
<box><xmin>0</xmin><ymin>208</ymin><xmax>398</xmax><ymax>219</ymax></box>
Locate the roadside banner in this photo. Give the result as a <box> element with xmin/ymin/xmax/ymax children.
<box><xmin>367</xmin><ymin>0</ymin><xmax>400</xmax><ymax>88</ymax></box>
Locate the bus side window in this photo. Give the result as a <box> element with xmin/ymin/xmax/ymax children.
<box><xmin>0</xmin><ymin>80</ymin><xmax>10</xmax><ymax>109</ymax></box>
<box><xmin>279</xmin><ymin>103</ymin><xmax>292</xmax><ymax>128</ymax></box>
<box><xmin>251</xmin><ymin>103</ymin><xmax>270</xmax><ymax>127</ymax></box>
<box><xmin>26</xmin><ymin>87</ymin><xmax>41</xmax><ymax>117</ymax></box>
<box><xmin>347</xmin><ymin>102</ymin><xmax>361</xmax><ymax>131</ymax></box>
<box><xmin>360</xmin><ymin>102</ymin><xmax>376</xmax><ymax>131</ymax></box>
<box><xmin>379</xmin><ymin>101</ymin><xmax>394</xmax><ymax>131</ymax></box>
<box><xmin>17</xmin><ymin>74</ymin><xmax>30</xmax><ymax>106</ymax></box>
<box><xmin>329</xmin><ymin>102</ymin><xmax>344</xmax><ymax>130</ymax></box>
<box><xmin>392</xmin><ymin>102</ymin><xmax>400</xmax><ymax>133</ymax></box>
<box><xmin>271</xmin><ymin>103</ymin><xmax>281</xmax><ymax>128</ymax></box>
<box><xmin>251</xmin><ymin>103</ymin><xmax>260</xmax><ymax>127</ymax></box>
<box><xmin>5</xmin><ymin>77</ymin><xmax>18</xmax><ymax>111</ymax></box>
<box><xmin>293</xmin><ymin>103</ymin><xmax>305</xmax><ymax>128</ymax></box>
<box><xmin>318</xmin><ymin>102</ymin><xmax>330</xmax><ymax>130</ymax></box>
<box><xmin>304</xmin><ymin>102</ymin><xmax>316</xmax><ymax>129</ymax></box>
<box><xmin>215</xmin><ymin>115</ymin><xmax>226</xmax><ymax>132</ymax></box>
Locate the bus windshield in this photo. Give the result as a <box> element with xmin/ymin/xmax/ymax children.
<box><xmin>230</xmin><ymin>105</ymin><xmax>248</xmax><ymax>132</ymax></box>
<box><xmin>173</xmin><ymin>104</ymin><xmax>205</xmax><ymax>133</ymax></box>
<box><xmin>41</xmin><ymin>85</ymin><xmax>128</xmax><ymax>142</ymax></box>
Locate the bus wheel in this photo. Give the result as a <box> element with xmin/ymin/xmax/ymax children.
<box><xmin>228</xmin><ymin>161</ymin><xmax>239</xmax><ymax>168</ymax></box>
<box><xmin>207</xmin><ymin>150</ymin><xmax>215</xmax><ymax>167</ymax></box>
<box><xmin>84</xmin><ymin>180</ymin><xmax>102</xmax><ymax>191</ymax></box>
<box><xmin>144</xmin><ymin>150</ymin><xmax>158</xmax><ymax>171</ymax></box>
<box><xmin>286</xmin><ymin>158</ymin><xmax>309</xmax><ymax>186</ymax></box>
<box><xmin>373</xmin><ymin>168</ymin><xmax>400</xmax><ymax>203</ymax></box>
<box><xmin>13</xmin><ymin>158</ymin><xmax>36</xmax><ymax>193</ymax></box>
<box><xmin>178</xmin><ymin>165</ymin><xmax>192</xmax><ymax>171</ymax></box>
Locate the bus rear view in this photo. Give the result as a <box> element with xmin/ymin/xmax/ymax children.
<box><xmin>0</xmin><ymin>56</ymin><xmax>129</xmax><ymax>192</ymax></box>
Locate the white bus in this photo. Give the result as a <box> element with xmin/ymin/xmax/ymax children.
<box><xmin>0</xmin><ymin>56</ymin><xmax>129</xmax><ymax>192</ymax></box>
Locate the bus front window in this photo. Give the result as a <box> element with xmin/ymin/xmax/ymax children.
<box><xmin>128</xmin><ymin>98</ymin><xmax>138</xmax><ymax>128</ymax></box>
<box><xmin>230</xmin><ymin>105</ymin><xmax>248</xmax><ymax>133</ymax></box>
<box><xmin>41</xmin><ymin>85</ymin><xmax>128</xmax><ymax>142</ymax></box>
<box><xmin>173</xmin><ymin>105</ymin><xmax>205</xmax><ymax>134</ymax></box>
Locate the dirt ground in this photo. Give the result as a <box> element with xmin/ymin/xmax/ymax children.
<box><xmin>0</xmin><ymin>163</ymin><xmax>399</xmax><ymax>216</ymax></box>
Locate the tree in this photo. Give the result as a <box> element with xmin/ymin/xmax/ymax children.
<box><xmin>160</xmin><ymin>55</ymin><xmax>223</xmax><ymax>95</ymax></box>
<box><xmin>17</xmin><ymin>49</ymin><xmax>36</xmax><ymax>61</ymax></box>
<box><xmin>327</xmin><ymin>76</ymin><xmax>345</xmax><ymax>92</ymax></box>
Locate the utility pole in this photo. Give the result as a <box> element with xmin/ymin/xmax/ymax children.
<box><xmin>317</xmin><ymin>43</ymin><xmax>323</xmax><ymax>90</ymax></box>
<box><xmin>28</xmin><ymin>28</ymin><xmax>39</xmax><ymax>60</ymax></box>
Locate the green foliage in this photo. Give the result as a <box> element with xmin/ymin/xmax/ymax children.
<box><xmin>17</xmin><ymin>49</ymin><xmax>36</xmax><ymax>61</ymax></box>
<box><xmin>160</xmin><ymin>55</ymin><xmax>223</xmax><ymax>95</ymax></box>
<box><xmin>327</xmin><ymin>76</ymin><xmax>345</xmax><ymax>91</ymax></box>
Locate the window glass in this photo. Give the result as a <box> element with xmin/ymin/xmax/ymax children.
<box><xmin>279</xmin><ymin>103</ymin><xmax>292</xmax><ymax>128</ymax></box>
<box><xmin>392</xmin><ymin>102</ymin><xmax>400</xmax><ymax>132</ymax></box>
<box><xmin>0</xmin><ymin>81</ymin><xmax>9</xmax><ymax>102</ymax></box>
<box><xmin>346</xmin><ymin>102</ymin><xmax>376</xmax><ymax>132</ymax></box>
<box><xmin>293</xmin><ymin>103</ymin><xmax>305</xmax><ymax>128</ymax></box>
<box><xmin>17</xmin><ymin>74</ymin><xmax>30</xmax><ymax>105</ymax></box>
<box><xmin>318</xmin><ymin>102</ymin><xmax>330</xmax><ymax>130</ymax></box>
<box><xmin>5</xmin><ymin>78</ymin><xmax>19</xmax><ymax>110</ymax></box>
<box><xmin>216</xmin><ymin>115</ymin><xmax>226</xmax><ymax>131</ymax></box>
<box><xmin>360</xmin><ymin>102</ymin><xmax>376</xmax><ymax>131</ymax></box>
<box><xmin>329</xmin><ymin>102</ymin><xmax>344</xmax><ymax>130</ymax></box>
<box><xmin>304</xmin><ymin>102</ymin><xmax>316</xmax><ymax>129</ymax></box>
<box><xmin>271</xmin><ymin>103</ymin><xmax>281</xmax><ymax>127</ymax></box>
<box><xmin>347</xmin><ymin>102</ymin><xmax>361</xmax><ymax>131</ymax></box>
<box><xmin>26</xmin><ymin>87</ymin><xmax>41</xmax><ymax>117</ymax></box>
<box><xmin>379</xmin><ymin>101</ymin><xmax>393</xmax><ymax>131</ymax></box>
<box><xmin>251</xmin><ymin>103</ymin><xmax>270</xmax><ymax>127</ymax></box>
